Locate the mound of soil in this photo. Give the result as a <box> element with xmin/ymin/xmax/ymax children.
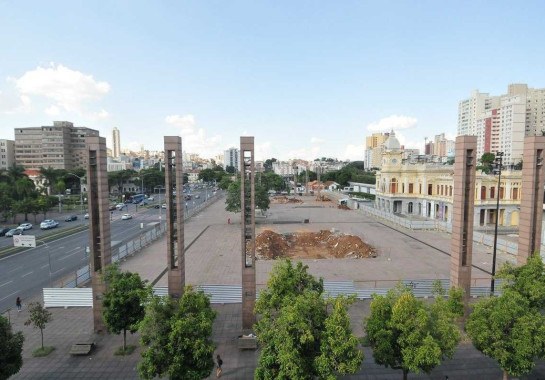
<box><xmin>271</xmin><ymin>196</ymin><xmax>303</xmax><ymax>204</ymax></box>
<box><xmin>254</xmin><ymin>229</ymin><xmax>376</xmax><ymax>260</ymax></box>
<box><xmin>338</xmin><ymin>204</ymin><xmax>350</xmax><ymax>210</ymax></box>
<box><xmin>316</xmin><ymin>195</ymin><xmax>331</xmax><ymax>202</ymax></box>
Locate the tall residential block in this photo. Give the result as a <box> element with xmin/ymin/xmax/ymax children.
<box><xmin>458</xmin><ymin>84</ymin><xmax>545</xmax><ymax>165</ymax></box>
<box><xmin>450</xmin><ymin>136</ymin><xmax>477</xmax><ymax>309</ymax></box>
<box><xmin>164</xmin><ymin>137</ymin><xmax>185</xmax><ymax>298</ymax></box>
<box><xmin>14</xmin><ymin>121</ymin><xmax>99</xmax><ymax>170</ymax></box>
<box><xmin>517</xmin><ymin>136</ymin><xmax>545</xmax><ymax>264</ymax></box>
<box><xmin>86</xmin><ymin>136</ymin><xmax>111</xmax><ymax>333</ymax></box>
<box><xmin>0</xmin><ymin>139</ymin><xmax>15</xmax><ymax>169</ymax></box>
<box><xmin>240</xmin><ymin>136</ymin><xmax>256</xmax><ymax>331</ymax></box>
<box><xmin>365</xmin><ymin>132</ymin><xmax>390</xmax><ymax>169</ymax></box>
<box><xmin>112</xmin><ymin>127</ymin><xmax>121</xmax><ymax>158</ymax></box>
<box><xmin>224</xmin><ymin>147</ymin><xmax>239</xmax><ymax>171</ymax></box>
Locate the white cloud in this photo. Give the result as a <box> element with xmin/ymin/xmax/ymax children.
<box><xmin>45</xmin><ymin>105</ymin><xmax>60</xmax><ymax>116</ymax></box>
<box><xmin>165</xmin><ymin>114</ymin><xmax>223</xmax><ymax>157</ymax></box>
<box><xmin>286</xmin><ymin>146</ymin><xmax>322</xmax><ymax>161</ymax></box>
<box><xmin>367</xmin><ymin>115</ymin><xmax>417</xmax><ymax>132</ymax></box>
<box><xmin>343</xmin><ymin>144</ymin><xmax>364</xmax><ymax>161</ymax></box>
<box><xmin>96</xmin><ymin>109</ymin><xmax>109</xmax><ymax>119</ymax></box>
<box><xmin>11</xmin><ymin>63</ymin><xmax>110</xmax><ymax>113</ymax></box>
<box><xmin>0</xmin><ymin>90</ymin><xmax>31</xmax><ymax>114</ymax></box>
<box><xmin>255</xmin><ymin>141</ymin><xmax>272</xmax><ymax>161</ymax></box>
<box><xmin>394</xmin><ymin>131</ymin><xmax>422</xmax><ymax>151</ymax></box>
<box><xmin>310</xmin><ymin>137</ymin><xmax>325</xmax><ymax>144</ymax></box>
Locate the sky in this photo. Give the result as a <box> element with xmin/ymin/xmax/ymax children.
<box><xmin>1</xmin><ymin>1</ymin><xmax>544</xmax><ymax>161</ymax></box>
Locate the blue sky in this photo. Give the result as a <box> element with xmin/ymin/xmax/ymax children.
<box><xmin>1</xmin><ymin>1</ymin><xmax>544</xmax><ymax>161</ymax></box>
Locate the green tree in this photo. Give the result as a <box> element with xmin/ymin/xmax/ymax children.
<box><xmin>218</xmin><ymin>176</ymin><xmax>233</xmax><ymax>190</ymax></box>
<box><xmin>225</xmin><ymin>165</ymin><xmax>236</xmax><ymax>174</ymax></box>
<box><xmin>0</xmin><ymin>315</ymin><xmax>24</xmax><ymax>380</ymax></box>
<box><xmin>138</xmin><ymin>287</ymin><xmax>217</xmax><ymax>380</ymax></box>
<box><xmin>263</xmin><ymin>158</ymin><xmax>277</xmax><ymax>172</ymax></box>
<box><xmin>198</xmin><ymin>168</ymin><xmax>216</xmax><ymax>183</ymax></box>
<box><xmin>14</xmin><ymin>177</ymin><xmax>36</xmax><ymax>200</ymax></box>
<box><xmin>316</xmin><ymin>296</ymin><xmax>364</xmax><ymax>379</ymax></box>
<box><xmin>24</xmin><ymin>302</ymin><xmax>53</xmax><ymax>350</ymax></box>
<box><xmin>225</xmin><ymin>181</ymin><xmax>270</xmax><ymax>213</ymax></box>
<box><xmin>39</xmin><ymin>166</ymin><xmax>60</xmax><ymax>195</ymax></box>
<box><xmin>102</xmin><ymin>265</ymin><xmax>149</xmax><ymax>352</ymax></box>
<box><xmin>478</xmin><ymin>152</ymin><xmax>495</xmax><ymax>173</ymax></box>
<box><xmin>364</xmin><ymin>285</ymin><xmax>461</xmax><ymax>380</ymax></box>
<box><xmin>466</xmin><ymin>290</ymin><xmax>545</xmax><ymax>380</ymax></box>
<box><xmin>255</xmin><ymin>261</ymin><xmax>362</xmax><ymax>380</ymax></box>
<box><xmin>260</xmin><ymin>171</ymin><xmax>285</xmax><ymax>192</ymax></box>
<box><xmin>497</xmin><ymin>254</ymin><xmax>545</xmax><ymax>309</ymax></box>
<box><xmin>14</xmin><ymin>198</ymin><xmax>36</xmax><ymax>222</ymax></box>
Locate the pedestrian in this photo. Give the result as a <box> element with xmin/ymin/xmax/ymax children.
<box><xmin>16</xmin><ymin>297</ymin><xmax>22</xmax><ymax>312</ymax></box>
<box><xmin>227</xmin><ymin>218</ymin><xmax>230</xmax><ymax>224</ymax></box>
<box><xmin>216</xmin><ymin>354</ymin><xmax>223</xmax><ymax>378</ymax></box>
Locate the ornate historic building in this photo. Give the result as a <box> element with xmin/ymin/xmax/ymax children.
<box><xmin>375</xmin><ymin>133</ymin><xmax>522</xmax><ymax>228</ymax></box>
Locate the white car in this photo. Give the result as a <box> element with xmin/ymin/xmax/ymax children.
<box><xmin>84</xmin><ymin>213</ymin><xmax>89</xmax><ymax>219</ymax></box>
<box><xmin>116</xmin><ymin>203</ymin><xmax>125</xmax><ymax>210</ymax></box>
<box><xmin>147</xmin><ymin>196</ymin><xmax>154</xmax><ymax>201</ymax></box>
<box><xmin>121</xmin><ymin>214</ymin><xmax>132</xmax><ymax>220</ymax></box>
<box><xmin>161</xmin><ymin>204</ymin><xmax>167</xmax><ymax>209</ymax></box>
<box><xmin>18</xmin><ymin>223</ymin><xmax>33</xmax><ymax>230</ymax></box>
<box><xmin>40</xmin><ymin>220</ymin><xmax>59</xmax><ymax>230</ymax></box>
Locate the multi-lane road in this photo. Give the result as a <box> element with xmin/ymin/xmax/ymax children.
<box><xmin>0</xmin><ymin>189</ymin><xmax>218</xmax><ymax>313</ymax></box>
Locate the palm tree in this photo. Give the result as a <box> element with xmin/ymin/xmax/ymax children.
<box><xmin>39</xmin><ymin>166</ymin><xmax>59</xmax><ymax>195</ymax></box>
<box><xmin>7</xmin><ymin>165</ymin><xmax>27</xmax><ymax>182</ymax></box>
<box><xmin>14</xmin><ymin>177</ymin><xmax>36</xmax><ymax>200</ymax></box>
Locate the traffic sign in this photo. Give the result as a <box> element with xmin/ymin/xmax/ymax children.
<box><xmin>13</xmin><ymin>235</ymin><xmax>36</xmax><ymax>248</ymax></box>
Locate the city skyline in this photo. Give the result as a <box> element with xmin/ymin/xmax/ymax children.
<box><xmin>1</xmin><ymin>1</ymin><xmax>544</xmax><ymax>161</ymax></box>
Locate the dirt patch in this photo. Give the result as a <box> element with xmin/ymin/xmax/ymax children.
<box><xmin>254</xmin><ymin>229</ymin><xmax>376</xmax><ymax>260</ymax></box>
<box><xmin>337</xmin><ymin>204</ymin><xmax>350</xmax><ymax>210</ymax></box>
<box><xmin>270</xmin><ymin>196</ymin><xmax>303</xmax><ymax>204</ymax></box>
<box><xmin>316</xmin><ymin>195</ymin><xmax>331</xmax><ymax>202</ymax></box>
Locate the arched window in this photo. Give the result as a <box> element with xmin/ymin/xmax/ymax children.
<box><xmin>408</xmin><ymin>202</ymin><xmax>413</xmax><ymax>214</ymax></box>
<box><xmin>390</xmin><ymin>178</ymin><xmax>398</xmax><ymax>193</ymax></box>
<box><xmin>490</xmin><ymin>186</ymin><xmax>495</xmax><ymax>199</ymax></box>
<box><xmin>480</xmin><ymin>186</ymin><xmax>486</xmax><ymax>200</ymax></box>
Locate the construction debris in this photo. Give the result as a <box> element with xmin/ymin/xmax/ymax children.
<box><xmin>337</xmin><ymin>204</ymin><xmax>350</xmax><ymax>210</ymax></box>
<box><xmin>254</xmin><ymin>229</ymin><xmax>376</xmax><ymax>260</ymax></box>
<box><xmin>271</xmin><ymin>196</ymin><xmax>303</xmax><ymax>204</ymax></box>
<box><xmin>315</xmin><ymin>195</ymin><xmax>331</xmax><ymax>202</ymax></box>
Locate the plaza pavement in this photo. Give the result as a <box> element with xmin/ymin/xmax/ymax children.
<box><xmin>7</xmin><ymin>194</ymin><xmax>545</xmax><ymax>379</ymax></box>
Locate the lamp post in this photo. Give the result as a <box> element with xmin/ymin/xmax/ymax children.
<box><xmin>67</xmin><ymin>173</ymin><xmax>84</xmax><ymax>222</ymax></box>
<box><xmin>490</xmin><ymin>151</ymin><xmax>504</xmax><ymax>296</ymax></box>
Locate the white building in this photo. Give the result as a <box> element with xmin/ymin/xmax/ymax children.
<box><xmin>0</xmin><ymin>139</ymin><xmax>15</xmax><ymax>169</ymax></box>
<box><xmin>224</xmin><ymin>148</ymin><xmax>239</xmax><ymax>172</ymax></box>
<box><xmin>112</xmin><ymin>127</ymin><xmax>121</xmax><ymax>158</ymax></box>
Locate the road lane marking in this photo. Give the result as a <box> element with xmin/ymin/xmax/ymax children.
<box><xmin>21</xmin><ymin>271</ymin><xmax>34</xmax><ymax>278</ymax></box>
<box><xmin>0</xmin><ymin>290</ymin><xmax>17</xmax><ymax>302</ymax></box>
<box><xmin>59</xmin><ymin>252</ymin><xmax>77</xmax><ymax>261</ymax></box>
<box><xmin>8</xmin><ymin>266</ymin><xmax>22</xmax><ymax>274</ymax></box>
<box><xmin>0</xmin><ymin>280</ymin><xmax>13</xmax><ymax>288</ymax></box>
<box><xmin>40</xmin><ymin>264</ymin><xmax>49</xmax><ymax>269</ymax></box>
<box><xmin>52</xmin><ymin>267</ymin><xmax>65</xmax><ymax>275</ymax></box>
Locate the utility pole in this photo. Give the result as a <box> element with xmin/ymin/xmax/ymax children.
<box><xmin>490</xmin><ymin>152</ymin><xmax>504</xmax><ymax>296</ymax></box>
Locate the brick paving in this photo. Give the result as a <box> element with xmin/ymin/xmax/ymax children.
<box><xmin>7</xmin><ymin>194</ymin><xmax>545</xmax><ymax>379</ymax></box>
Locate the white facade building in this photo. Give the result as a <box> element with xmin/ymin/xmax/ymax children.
<box><xmin>112</xmin><ymin>127</ymin><xmax>121</xmax><ymax>158</ymax></box>
<box><xmin>223</xmin><ymin>148</ymin><xmax>239</xmax><ymax>172</ymax></box>
<box><xmin>0</xmin><ymin>139</ymin><xmax>15</xmax><ymax>169</ymax></box>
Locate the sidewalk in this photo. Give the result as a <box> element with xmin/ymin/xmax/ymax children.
<box><xmin>8</xmin><ymin>195</ymin><xmax>545</xmax><ymax>379</ymax></box>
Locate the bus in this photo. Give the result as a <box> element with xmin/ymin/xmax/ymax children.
<box><xmin>131</xmin><ymin>194</ymin><xmax>146</xmax><ymax>204</ymax></box>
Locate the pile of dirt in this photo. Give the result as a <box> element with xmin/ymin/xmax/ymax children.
<box><xmin>271</xmin><ymin>196</ymin><xmax>303</xmax><ymax>204</ymax></box>
<box><xmin>337</xmin><ymin>204</ymin><xmax>350</xmax><ymax>210</ymax></box>
<box><xmin>254</xmin><ymin>229</ymin><xmax>376</xmax><ymax>260</ymax></box>
<box><xmin>316</xmin><ymin>195</ymin><xmax>331</xmax><ymax>202</ymax></box>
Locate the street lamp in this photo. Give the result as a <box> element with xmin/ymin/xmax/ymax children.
<box><xmin>490</xmin><ymin>152</ymin><xmax>504</xmax><ymax>296</ymax></box>
<box><xmin>67</xmin><ymin>173</ymin><xmax>84</xmax><ymax>222</ymax></box>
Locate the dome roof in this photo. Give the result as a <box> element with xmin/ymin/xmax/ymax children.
<box><xmin>383</xmin><ymin>130</ymin><xmax>401</xmax><ymax>150</ymax></box>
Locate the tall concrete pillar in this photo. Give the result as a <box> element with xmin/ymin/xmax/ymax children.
<box><xmin>240</xmin><ymin>136</ymin><xmax>256</xmax><ymax>331</ymax></box>
<box><xmin>517</xmin><ymin>136</ymin><xmax>545</xmax><ymax>264</ymax></box>
<box><xmin>86</xmin><ymin>136</ymin><xmax>111</xmax><ymax>334</ymax></box>
<box><xmin>164</xmin><ymin>136</ymin><xmax>185</xmax><ymax>298</ymax></box>
<box><xmin>450</xmin><ymin>136</ymin><xmax>477</xmax><ymax>306</ymax></box>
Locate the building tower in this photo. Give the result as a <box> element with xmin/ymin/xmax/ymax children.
<box><xmin>450</xmin><ymin>136</ymin><xmax>477</xmax><ymax>312</ymax></box>
<box><xmin>86</xmin><ymin>136</ymin><xmax>112</xmax><ymax>333</ymax></box>
<box><xmin>164</xmin><ymin>136</ymin><xmax>185</xmax><ymax>298</ymax></box>
<box><xmin>517</xmin><ymin>136</ymin><xmax>545</xmax><ymax>264</ymax></box>
<box><xmin>112</xmin><ymin>127</ymin><xmax>121</xmax><ymax>158</ymax></box>
<box><xmin>240</xmin><ymin>136</ymin><xmax>256</xmax><ymax>331</ymax></box>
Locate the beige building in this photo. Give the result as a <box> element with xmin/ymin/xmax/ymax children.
<box><xmin>365</xmin><ymin>132</ymin><xmax>390</xmax><ymax>169</ymax></box>
<box><xmin>375</xmin><ymin>134</ymin><xmax>522</xmax><ymax>228</ymax></box>
<box><xmin>14</xmin><ymin>121</ymin><xmax>99</xmax><ymax>170</ymax></box>
<box><xmin>112</xmin><ymin>127</ymin><xmax>121</xmax><ymax>158</ymax></box>
<box><xmin>458</xmin><ymin>84</ymin><xmax>545</xmax><ymax>165</ymax></box>
<box><xmin>0</xmin><ymin>139</ymin><xmax>15</xmax><ymax>169</ymax></box>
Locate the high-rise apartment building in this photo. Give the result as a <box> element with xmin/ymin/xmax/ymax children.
<box><xmin>433</xmin><ymin>133</ymin><xmax>455</xmax><ymax>157</ymax></box>
<box><xmin>365</xmin><ymin>132</ymin><xmax>390</xmax><ymax>169</ymax></box>
<box><xmin>14</xmin><ymin>121</ymin><xmax>99</xmax><ymax>170</ymax></box>
<box><xmin>0</xmin><ymin>139</ymin><xmax>15</xmax><ymax>169</ymax></box>
<box><xmin>112</xmin><ymin>127</ymin><xmax>121</xmax><ymax>158</ymax></box>
<box><xmin>458</xmin><ymin>84</ymin><xmax>545</xmax><ymax>165</ymax></box>
<box><xmin>224</xmin><ymin>147</ymin><xmax>239</xmax><ymax>171</ymax></box>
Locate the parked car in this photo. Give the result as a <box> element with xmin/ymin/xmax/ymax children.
<box><xmin>147</xmin><ymin>196</ymin><xmax>154</xmax><ymax>201</ymax></box>
<box><xmin>84</xmin><ymin>213</ymin><xmax>89</xmax><ymax>219</ymax></box>
<box><xmin>40</xmin><ymin>220</ymin><xmax>59</xmax><ymax>230</ymax></box>
<box><xmin>5</xmin><ymin>228</ymin><xmax>23</xmax><ymax>237</ymax></box>
<box><xmin>121</xmin><ymin>214</ymin><xmax>132</xmax><ymax>220</ymax></box>
<box><xmin>109</xmin><ymin>205</ymin><xmax>117</xmax><ymax>211</ymax></box>
<box><xmin>161</xmin><ymin>204</ymin><xmax>167</xmax><ymax>209</ymax></box>
<box><xmin>0</xmin><ymin>227</ymin><xmax>11</xmax><ymax>237</ymax></box>
<box><xmin>65</xmin><ymin>215</ymin><xmax>78</xmax><ymax>222</ymax></box>
<box><xmin>154</xmin><ymin>204</ymin><xmax>160</xmax><ymax>209</ymax></box>
<box><xmin>18</xmin><ymin>223</ymin><xmax>33</xmax><ymax>230</ymax></box>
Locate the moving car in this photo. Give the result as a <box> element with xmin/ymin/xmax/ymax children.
<box><xmin>109</xmin><ymin>205</ymin><xmax>117</xmax><ymax>211</ymax></box>
<box><xmin>121</xmin><ymin>214</ymin><xmax>132</xmax><ymax>220</ymax></box>
<box><xmin>65</xmin><ymin>215</ymin><xmax>78</xmax><ymax>222</ymax></box>
<box><xmin>18</xmin><ymin>223</ymin><xmax>33</xmax><ymax>230</ymax></box>
<box><xmin>84</xmin><ymin>213</ymin><xmax>89</xmax><ymax>219</ymax></box>
<box><xmin>147</xmin><ymin>196</ymin><xmax>155</xmax><ymax>201</ymax></box>
<box><xmin>40</xmin><ymin>220</ymin><xmax>59</xmax><ymax>229</ymax></box>
<box><xmin>0</xmin><ymin>227</ymin><xmax>11</xmax><ymax>237</ymax></box>
<box><xmin>161</xmin><ymin>204</ymin><xmax>167</xmax><ymax>209</ymax></box>
<box><xmin>154</xmin><ymin>204</ymin><xmax>160</xmax><ymax>209</ymax></box>
<box><xmin>116</xmin><ymin>203</ymin><xmax>125</xmax><ymax>210</ymax></box>
<box><xmin>5</xmin><ymin>228</ymin><xmax>23</xmax><ymax>237</ymax></box>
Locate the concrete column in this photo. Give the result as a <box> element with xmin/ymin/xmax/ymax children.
<box><xmin>240</xmin><ymin>136</ymin><xmax>256</xmax><ymax>331</ymax></box>
<box><xmin>517</xmin><ymin>136</ymin><xmax>545</xmax><ymax>264</ymax></box>
<box><xmin>450</xmin><ymin>136</ymin><xmax>477</xmax><ymax>309</ymax></box>
<box><xmin>164</xmin><ymin>136</ymin><xmax>185</xmax><ymax>298</ymax></box>
<box><xmin>86</xmin><ymin>136</ymin><xmax>111</xmax><ymax>334</ymax></box>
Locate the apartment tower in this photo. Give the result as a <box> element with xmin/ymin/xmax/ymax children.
<box><xmin>112</xmin><ymin>127</ymin><xmax>121</xmax><ymax>158</ymax></box>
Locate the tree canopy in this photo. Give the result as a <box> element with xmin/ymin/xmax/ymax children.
<box><xmin>24</xmin><ymin>302</ymin><xmax>53</xmax><ymax>350</ymax></box>
<box><xmin>364</xmin><ymin>285</ymin><xmax>461</xmax><ymax>380</ymax></box>
<box><xmin>225</xmin><ymin>180</ymin><xmax>270</xmax><ymax>213</ymax></box>
<box><xmin>138</xmin><ymin>287</ymin><xmax>217</xmax><ymax>380</ymax></box>
<box><xmin>0</xmin><ymin>315</ymin><xmax>24</xmax><ymax>380</ymax></box>
<box><xmin>255</xmin><ymin>260</ymin><xmax>363</xmax><ymax>379</ymax></box>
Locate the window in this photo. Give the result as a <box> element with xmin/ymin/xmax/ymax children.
<box><xmin>490</xmin><ymin>187</ymin><xmax>495</xmax><ymax>199</ymax></box>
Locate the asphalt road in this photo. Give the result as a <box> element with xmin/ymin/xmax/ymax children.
<box><xmin>0</xmin><ymin>189</ymin><xmax>218</xmax><ymax>313</ymax></box>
